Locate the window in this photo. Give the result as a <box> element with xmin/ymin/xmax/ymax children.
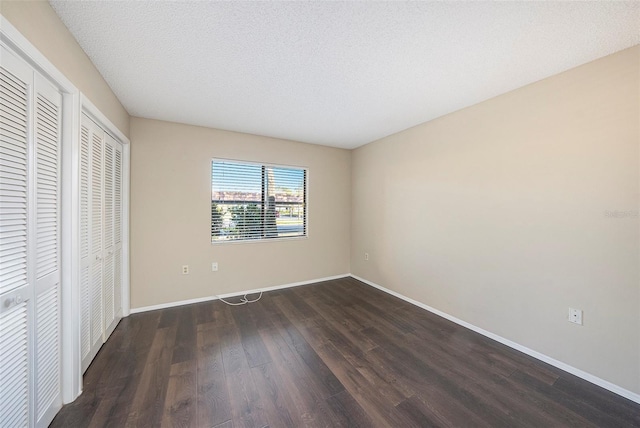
<box><xmin>211</xmin><ymin>159</ymin><xmax>307</xmax><ymax>242</ymax></box>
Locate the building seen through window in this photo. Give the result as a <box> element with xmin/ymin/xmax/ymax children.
<box><xmin>211</xmin><ymin>160</ymin><xmax>307</xmax><ymax>242</ymax></box>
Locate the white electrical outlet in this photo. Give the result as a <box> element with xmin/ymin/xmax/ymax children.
<box><xmin>364</xmin><ymin>252</ymin><xmax>369</xmax><ymax>261</ymax></box>
<box><xmin>182</xmin><ymin>265</ymin><xmax>189</xmax><ymax>275</ymax></box>
<box><xmin>568</xmin><ymin>308</ymin><xmax>583</xmax><ymax>325</ymax></box>
<box><xmin>211</xmin><ymin>262</ymin><xmax>218</xmax><ymax>272</ymax></box>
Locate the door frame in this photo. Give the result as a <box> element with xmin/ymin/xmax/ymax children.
<box><xmin>81</xmin><ymin>95</ymin><xmax>131</xmax><ymax>323</ymax></box>
<box><xmin>1</xmin><ymin>15</ymin><xmax>131</xmax><ymax>404</ymax></box>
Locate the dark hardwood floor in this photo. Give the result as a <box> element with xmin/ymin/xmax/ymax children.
<box><xmin>51</xmin><ymin>277</ymin><xmax>640</xmax><ymax>427</ymax></box>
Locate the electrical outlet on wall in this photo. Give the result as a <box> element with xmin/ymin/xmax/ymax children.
<box><xmin>182</xmin><ymin>265</ymin><xmax>189</xmax><ymax>275</ymax></box>
<box><xmin>211</xmin><ymin>262</ymin><xmax>218</xmax><ymax>272</ymax></box>
<box><xmin>568</xmin><ymin>308</ymin><xmax>583</xmax><ymax>325</ymax></box>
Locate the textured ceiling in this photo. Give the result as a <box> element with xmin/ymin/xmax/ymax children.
<box><xmin>49</xmin><ymin>1</ymin><xmax>639</xmax><ymax>149</ymax></box>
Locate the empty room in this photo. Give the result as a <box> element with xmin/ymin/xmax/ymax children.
<box><xmin>1</xmin><ymin>1</ymin><xmax>639</xmax><ymax>427</ymax></box>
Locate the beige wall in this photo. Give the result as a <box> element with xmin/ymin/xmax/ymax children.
<box><xmin>1</xmin><ymin>1</ymin><xmax>129</xmax><ymax>137</ymax></box>
<box><xmin>4</xmin><ymin>0</ymin><xmax>638</xmax><ymax>395</ymax></box>
<box><xmin>351</xmin><ymin>46</ymin><xmax>640</xmax><ymax>393</ymax></box>
<box><xmin>130</xmin><ymin>117</ymin><xmax>351</xmax><ymax>309</ymax></box>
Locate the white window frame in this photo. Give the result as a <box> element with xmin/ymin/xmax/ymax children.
<box><xmin>211</xmin><ymin>158</ymin><xmax>308</xmax><ymax>244</ymax></box>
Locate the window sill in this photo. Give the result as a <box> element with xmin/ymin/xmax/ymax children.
<box><xmin>211</xmin><ymin>235</ymin><xmax>308</xmax><ymax>246</ymax></box>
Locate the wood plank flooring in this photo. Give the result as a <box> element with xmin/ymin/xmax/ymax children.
<box><xmin>50</xmin><ymin>277</ymin><xmax>640</xmax><ymax>427</ymax></box>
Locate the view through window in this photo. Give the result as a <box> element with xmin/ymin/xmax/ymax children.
<box><xmin>211</xmin><ymin>160</ymin><xmax>307</xmax><ymax>242</ymax></box>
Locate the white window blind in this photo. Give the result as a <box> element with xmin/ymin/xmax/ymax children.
<box><xmin>211</xmin><ymin>160</ymin><xmax>307</xmax><ymax>242</ymax></box>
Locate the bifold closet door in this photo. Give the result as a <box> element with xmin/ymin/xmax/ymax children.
<box><xmin>0</xmin><ymin>43</ymin><xmax>33</xmax><ymax>428</ymax></box>
<box><xmin>32</xmin><ymin>73</ymin><xmax>63</xmax><ymax>428</ymax></box>
<box><xmin>103</xmin><ymin>134</ymin><xmax>122</xmax><ymax>337</ymax></box>
<box><xmin>0</xmin><ymin>44</ymin><xmax>62</xmax><ymax>428</ymax></box>
<box><xmin>80</xmin><ymin>114</ymin><xmax>123</xmax><ymax>372</ymax></box>
<box><xmin>112</xmin><ymin>139</ymin><xmax>122</xmax><ymax>331</ymax></box>
<box><xmin>80</xmin><ymin>115</ymin><xmax>104</xmax><ymax>371</ymax></box>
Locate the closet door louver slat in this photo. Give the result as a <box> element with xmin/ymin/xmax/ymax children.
<box><xmin>0</xmin><ymin>303</ymin><xmax>29</xmax><ymax>427</ymax></box>
<box><xmin>80</xmin><ymin>264</ymin><xmax>90</xmax><ymax>362</ymax></box>
<box><xmin>35</xmin><ymin>92</ymin><xmax>59</xmax><ymax>279</ymax></box>
<box><xmin>35</xmin><ymin>287</ymin><xmax>59</xmax><ymax>421</ymax></box>
<box><xmin>104</xmin><ymin>143</ymin><xmax>113</xmax><ymax>250</ymax></box>
<box><xmin>114</xmin><ymin>147</ymin><xmax>121</xmax><ymax>245</ymax></box>
<box><xmin>0</xmin><ymin>64</ymin><xmax>28</xmax><ymax>297</ymax></box>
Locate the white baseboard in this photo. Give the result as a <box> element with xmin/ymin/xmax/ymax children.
<box><xmin>129</xmin><ymin>271</ymin><xmax>640</xmax><ymax>404</ymax></box>
<box><xmin>350</xmin><ymin>274</ymin><xmax>640</xmax><ymax>405</ymax></box>
<box><xmin>129</xmin><ymin>274</ymin><xmax>350</xmax><ymax>314</ymax></box>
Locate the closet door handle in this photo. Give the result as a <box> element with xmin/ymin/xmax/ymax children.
<box><xmin>3</xmin><ymin>294</ymin><xmax>23</xmax><ymax>309</ymax></box>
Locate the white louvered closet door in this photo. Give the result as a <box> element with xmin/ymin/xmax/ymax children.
<box><xmin>103</xmin><ymin>136</ymin><xmax>115</xmax><ymax>336</ymax></box>
<box><xmin>0</xmin><ymin>45</ymin><xmax>62</xmax><ymax>428</ymax></box>
<box><xmin>90</xmin><ymin>125</ymin><xmax>104</xmax><ymax>360</ymax></box>
<box><xmin>79</xmin><ymin>115</ymin><xmax>123</xmax><ymax>372</ymax></box>
<box><xmin>0</xmin><ymin>44</ymin><xmax>33</xmax><ymax>428</ymax></box>
<box><xmin>103</xmin><ymin>134</ymin><xmax>122</xmax><ymax>338</ymax></box>
<box><xmin>79</xmin><ymin>119</ymin><xmax>91</xmax><ymax>370</ymax></box>
<box><xmin>113</xmin><ymin>141</ymin><xmax>123</xmax><ymax>327</ymax></box>
<box><xmin>80</xmin><ymin>114</ymin><xmax>105</xmax><ymax>371</ymax></box>
<box><xmin>33</xmin><ymin>73</ymin><xmax>62</xmax><ymax>428</ymax></box>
